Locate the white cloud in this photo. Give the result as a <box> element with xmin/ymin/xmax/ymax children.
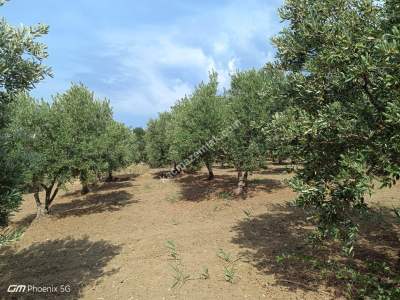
<box><xmin>95</xmin><ymin>0</ymin><xmax>281</xmax><ymax>123</ymax></box>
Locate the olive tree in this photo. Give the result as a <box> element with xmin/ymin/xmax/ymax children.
<box><xmin>0</xmin><ymin>0</ymin><xmax>51</xmax><ymax>225</ymax></box>
<box><xmin>54</xmin><ymin>83</ymin><xmax>113</xmax><ymax>194</ymax></box>
<box><xmin>269</xmin><ymin>0</ymin><xmax>400</xmax><ymax>251</ymax></box>
<box><xmin>7</xmin><ymin>94</ymin><xmax>71</xmax><ymax>218</ymax></box>
<box><xmin>132</xmin><ymin>127</ymin><xmax>146</xmax><ymax>163</ymax></box>
<box><xmin>168</xmin><ymin>72</ymin><xmax>222</xmax><ymax>179</ymax></box>
<box><xmin>144</xmin><ymin>112</ymin><xmax>172</xmax><ymax>168</ymax></box>
<box><xmin>101</xmin><ymin>121</ymin><xmax>138</xmax><ymax>182</ymax></box>
<box><xmin>224</xmin><ymin>66</ymin><xmax>286</xmax><ymax>195</ymax></box>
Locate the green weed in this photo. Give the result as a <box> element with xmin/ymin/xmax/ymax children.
<box><xmin>0</xmin><ymin>227</ymin><xmax>25</xmax><ymax>247</ymax></box>
<box><xmin>166</xmin><ymin>240</ymin><xmax>179</xmax><ymax>260</ymax></box>
<box><xmin>223</xmin><ymin>266</ymin><xmax>236</xmax><ymax>283</ymax></box>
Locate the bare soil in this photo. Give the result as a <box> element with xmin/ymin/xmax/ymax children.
<box><xmin>1</xmin><ymin>164</ymin><xmax>399</xmax><ymax>299</ymax></box>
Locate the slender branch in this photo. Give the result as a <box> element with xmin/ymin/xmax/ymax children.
<box><xmin>48</xmin><ymin>182</ymin><xmax>61</xmax><ymax>206</ymax></box>
<box><xmin>34</xmin><ymin>191</ymin><xmax>41</xmax><ymax>206</ymax></box>
<box><xmin>362</xmin><ymin>74</ymin><xmax>382</xmax><ymax>114</ymax></box>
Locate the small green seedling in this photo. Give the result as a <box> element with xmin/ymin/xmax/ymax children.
<box><xmin>217</xmin><ymin>248</ymin><xmax>232</xmax><ymax>262</ymax></box>
<box><xmin>200</xmin><ymin>267</ymin><xmax>210</xmax><ymax>280</ymax></box>
<box><xmin>170</xmin><ymin>264</ymin><xmax>191</xmax><ymax>288</ymax></box>
<box><xmin>218</xmin><ymin>191</ymin><xmax>233</xmax><ymax>200</ymax></box>
<box><xmin>224</xmin><ymin>266</ymin><xmax>236</xmax><ymax>283</ymax></box>
<box><xmin>243</xmin><ymin>209</ymin><xmax>252</xmax><ymax>219</ymax></box>
<box><xmin>166</xmin><ymin>240</ymin><xmax>179</xmax><ymax>260</ymax></box>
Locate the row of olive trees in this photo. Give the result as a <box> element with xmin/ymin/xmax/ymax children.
<box><xmin>1</xmin><ymin>1</ymin><xmax>140</xmax><ymax>223</ymax></box>
<box><xmin>143</xmin><ymin>0</ymin><xmax>400</xmax><ymax>257</ymax></box>
<box><xmin>144</xmin><ymin>67</ymin><xmax>287</xmax><ymax>195</ymax></box>
<box><xmin>5</xmin><ymin>85</ymin><xmax>138</xmax><ymax>218</ymax></box>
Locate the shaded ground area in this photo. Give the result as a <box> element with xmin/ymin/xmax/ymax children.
<box><xmin>176</xmin><ymin>172</ymin><xmax>284</xmax><ymax>202</ymax></box>
<box><xmin>232</xmin><ymin>204</ymin><xmax>400</xmax><ymax>298</ymax></box>
<box><xmin>2</xmin><ymin>164</ymin><xmax>399</xmax><ymax>299</ymax></box>
<box><xmin>14</xmin><ymin>190</ymin><xmax>137</xmax><ymax>228</ymax></box>
<box><xmin>0</xmin><ymin>237</ymin><xmax>121</xmax><ymax>299</ymax></box>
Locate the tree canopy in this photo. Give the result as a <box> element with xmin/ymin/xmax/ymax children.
<box><xmin>269</xmin><ymin>0</ymin><xmax>400</xmax><ymax>252</ymax></box>
<box><xmin>53</xmin><ymin>83</ymin><xmax>113</xmax><ymax>194</ymax></box>
<box><xmin>7</xmin><ymin>94</ymin><xmax>71</xmax><ymax>217</ymax></box>
<box><xmin>145</xmin><ymin>112</ymin><xmax>172</xmax><ymax>168</ymax></box>
<box><xmin>223</xmin><ymin>66</ymin><xmax>287</xmax><ymax>194</ymax></box>
<box><xmin>168</xmin><ymin>71</ymin><xmax>222</xmax><ymax>179</ymax></box>
<box><xmin>0</xmin><ymin>0</ymin><xmax>51</xmax><ymax>225</ymax></box>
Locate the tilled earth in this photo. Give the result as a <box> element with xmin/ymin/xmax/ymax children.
<box><xmin>1</xmin><ymin>164</ymin><xmax>399</xmax><ymax>299</ymax></box>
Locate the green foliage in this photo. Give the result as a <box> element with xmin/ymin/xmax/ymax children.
<box><xmin>132</xmin><ymin>127</ymin><xmax>147</xmax><ymax>162</ymax></box>
<box><xmin>170</xmin><ymin>263</ymin><xmax>191</xmax><ymax>288</ymax></box>
<box><xmin>0</xmin><ymin>189</ymin><xmax>21</xmax><ymax>226</ymax></box>
<box><xmin>165</xmin><ymin>240</ymin><xmax>191</xmax><ymax>288</ymax></box>
<box><xmin>223</xmin><ymin>65</ymin><xmax>287</xmax><ymax>192</ymax></box>
<box><xmin>6</xmin><ymin>85</ymin><xmax>126</xmax><ymax>215</ymax></box>
<box><xmin>53</xmin><ymin>83</ymin><xmax>113</xmax><ymax>189</ymax></box>
<box><xmin>100</xmin><ymin>120</ymin><xmax>137</xmax><ymax>180</ymax></box>
<box><xmin>7</xmin><ymin>93</ymin><xmax>72</xmax><ymax>213</ymax></box>
<box><xmin>0</xmin><ymin>7</ymin><xmax>51</xmax><ymax>123</ymax></box>
<box><xmin>145</xmin><ymin>112</ymin><xmax>172</xmax><ymax>168</ymax></box>
<box><xmin>277</xmin><ymin>253</ymin><xmax>400</xmax><ymax>299</ymax></box>
<box><xmin>269</xmin><ymin>0</ymin><xmax>400</xmax><ymax>249</ymax></box>
<box><xmin>223</xmin><ymin>266</ymin><xmax>236</xmax><ymax>283</ymax></box>
<box><xmin>0</xmin><ymin>1</ymin><xmax>50</xmax><ymax>225</ymax></box>
<box><xmin>168</xmin><ymin>71</ymin><xmax>222</xmax><ymax>177</ymax></box>
<box><xmin>0</xmin><ymin>226</ymin><xmax>25</xmax><ymax>246</ymax></box>
<box><xmin>217</xmin><ymin>191</ymin><xmax>234</xmax><ymax>201</ymax></box>
<box><xmin>217</xmin><ymin>248</ymin><xmax>232</xmax><ymax>263</ymax></box>
<box><xmin>217</xmin><ymin>249</ymin><xmax>238</xmax><ymax>283</ymax></box>
<box><xmin>336</xmin><ymin>263</ymin><xmax>400</xmax><ymax>299</ymax></box>
<box><xmin>166</xmin><ymin>240</ymin><xmax>179</xmax><ymax>260</ymax></box>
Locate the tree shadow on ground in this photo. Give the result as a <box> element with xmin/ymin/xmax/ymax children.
<box><xmin>176</xmin><ymin>174</ymin><xmax>284</xmax><ymax>202</ymax></box>
<box><xmin>220</xmin><ymin>165</ymin><xmax>293</xmax><ymax>176</ymax></box>
<box><xmin>0</xmin><ymin>236</ymin><xmax>121</xmax><ymax>299</ymax></box>
<box><xmin>92</xmin><ymin>181</ymin><xmax>134</xmax><ymax>193</ymax></box>
<box><xmin>15</xmin><ymin>191</ymin><xmax>137</xmax><ymax>225</ymax></box>
<box><xmin>108</xmin><ymin>173</ymin><xmax>140</xmax><ymax>182</ymax></box>
<box><xmin>231</xmin><ymin>204</ymin><xmax>400</xmax><ymax>298</ymax></box>
<box><xmin>12</xmin><ymin>214</ymin><xmax>36</xmax><ymax>228</ymax></box>
<box><xmin>51</xmin><ymin>190</ymin><xmax>137</xmax><ymax>218</ymax></box>
<box><xmin>151</xmin><ymin>169</ymin><xmax>176</xmax><ymax>180</ymax></box>
<box><xmin>151</xmin><ymin>169</ymin><xmax>199</xmax><ymax>180</ymax></box>
<box><xmin>62</xmin><ymin>173</ymin><xmax>139</xmax><ymax>198</ymax></box>
<box><xmin>258</xmin><ymin>167</ymin><xmax>292</xmax><ymax>175</ymax></box>
<box><xmin>248</xmin><ymin>178</ymin><xmax>284</xmax><ymax>193</ymax></box>
<box><xmin>176</xmin><ymin>174</ymin><xmax>236</xmax><ymax>202</ymax></box>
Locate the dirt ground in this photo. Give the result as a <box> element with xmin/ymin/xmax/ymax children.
<box><xmin>1</xmin><ymin>164</ymin><xmax>399</xmax><ymax>299</ymax></box>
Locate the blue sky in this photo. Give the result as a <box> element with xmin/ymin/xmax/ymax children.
<box><xmin>2</xmin><ymin>0</ymin><xmax>284</xmax><ymax>127</ymax></box>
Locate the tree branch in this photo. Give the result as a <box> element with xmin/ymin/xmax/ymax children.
<box><xmin>48</xmin><ymin>182</ymin><xmax>61</xmax><ymax>206</ymax></box>
<box><xmin>362</xmin><ymin>74</ymin><xmax>382</xmax><ymax>114</ymax></box>
<box><xmin>34</xmin><ymin>191</ymin><xmax>41</xmax><ymax>206</ymax></box>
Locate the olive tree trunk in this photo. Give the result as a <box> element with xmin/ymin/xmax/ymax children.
<box><xmin>80</xmin><ymin>170</ymin><xmax>90</xmax><ymax>194</ymax></box>
<box><xmin>205</xmin><ymin>161</ymin><xmax>214</xmax><ymax>180</ymax></box>
<box><xmin>235</xmin><ymin>170</ymin><xmax>248</xmax><ymax>196</ymax></box>
<box><xmin>106</xmin><ymin>169</ymin><xmax>113</xmax><ymax>182</ymax></box>
<box><xmin>171</xmin><ymin>161</ymin><xmax>181</xmax><ymax>176</ymax></box>
<box><xmin>34</xmin><ymin>181</ymin><xmax>60</xmax><ymax>219</ymax></box>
